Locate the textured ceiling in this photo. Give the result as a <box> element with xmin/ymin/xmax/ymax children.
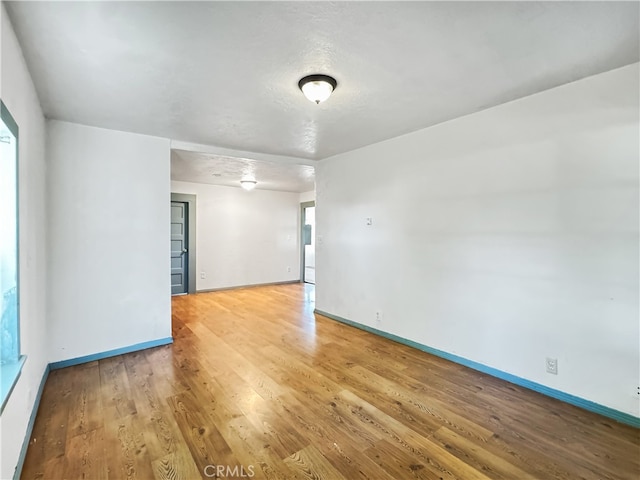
<box><xmin>171</xmin><ymin>150</ymin><xmax>315</xmax><ymax>193</ymax></box>
<box><xmin>5</xmin><ymin>1</ymin><xmax>639</xmax><ymax>167</ymax></box>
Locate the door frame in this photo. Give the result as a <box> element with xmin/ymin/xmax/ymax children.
<box><xmin>300</xmin><ymin>201</ymin><xmax>315</xmax><ymax>283</ymax></box>
<box><xmin>171</xmin><ymin>193</ymin><xmax>197</xmax><ymax>294</ymax></box>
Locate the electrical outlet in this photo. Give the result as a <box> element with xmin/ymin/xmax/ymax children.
<box><xmin>366</xmin><ymin>217</ymin><xmax>373</xmax><ymax>226</ymax></box>
<box><xmin>287</xmin><ymin>266</ymin><xmax>291</xmax><ymax>273</ymax></box>
<box><xmin>375</xmin><ymin>311</ymin><xmax>383</xmax><ymax>325</ymax></box>
<box><xmin>546</xmin><ymin>357</ymin><xmax>558</xmax><ymax>375</ymax></box>
<box><xmin>200</xmin><ymin>272</ymin><xmax>206</xmax><ymax>279</ymax></box>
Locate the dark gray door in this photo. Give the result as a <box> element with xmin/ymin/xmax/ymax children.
<box><xmin>171</xmin><ymin>201</ymin><xmax>188</xmax><ymax>295</ymax></box>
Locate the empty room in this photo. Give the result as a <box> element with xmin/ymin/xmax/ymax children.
<box><xmin>1</xmin><ymin>1</ymin><xmax>638</xmax><ymax>479</ymax></box>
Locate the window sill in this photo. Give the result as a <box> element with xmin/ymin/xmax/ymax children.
<box><xmin>1</xmin><ymin>355</ymin><xmax>26</xmax><ymax>414</ymax></box>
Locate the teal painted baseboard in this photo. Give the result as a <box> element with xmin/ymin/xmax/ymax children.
<box><xmin>49</xmin><ymin>337</ymin><xmax>173</xmax><ymax>370</ymax></box>
<box><xmin>314</xmin><ymin>309</ymin><xmax>640</xmax><ymax>429</ymax></box>
<box><xmin>13</xmin><ymin>364</ymin><xmax>50</xmax><ymax>480</ymax></box>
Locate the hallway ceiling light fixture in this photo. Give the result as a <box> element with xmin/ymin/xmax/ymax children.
<box><xmin>240</xmin><ymin>179</ymin><xmax>257</xmax><ymax>191</ymax></box>
<box><xmin>298</xmin><ymin>74</ymin><xmax>337</xmax><ymax>104</ymax></box>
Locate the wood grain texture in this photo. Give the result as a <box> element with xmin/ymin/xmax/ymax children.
<box><xmin>21</xmin><ymin>284</ymin><xmax>640</xmax><ymax>479</ymax></box>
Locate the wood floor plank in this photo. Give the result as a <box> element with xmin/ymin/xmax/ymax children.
<box><xmin>63</xmin><ymin>428</ymin><xmax>108</xmax><ymax>480</ymax></box>
<box><xmin>222</xmin><ymin>414</ymin><xmax>304</xmax><ymax>480</ymax></box>
<box><xmin>307</xmin><ymin>436</ymin><xmax>399</xmax><ymax>480</ymax></box>
<box><xmin>66</xmin><ymin>362</ymin><xmax>103</xmax><ymax>438</ymax></box>
<box><xmin>267</xmin><ymin>391</ymin><xmax>398</xmax><ymax>480</ymax></box>
<box><xmin>241</xmin><ymin>344</ymin><xmax>383</xmax><ymax>453</ymax></box>
<box><xmin>21</xmin><ymin>284</ymin><xmax>640</xmax><ymax>480</ymax></box>
<box><xmin>122</xmin><ymin>352</ymin><xmax>189</xmax><ymax>462</ymax></box>
<box><xmin>336</xmin><ymin>389</ymin><xmax>494</xmax><ymax>480</ymax></box>
<box><xmin>431</xmin><ymin>426</ymin><xmax>537</xmax><ymax>480</ymax></box>
<box><xmin>359</xmin><ymin>364</ymin><xmax>492</xmax><ymax>439</ymax></box>
<box><xmin>103</xmin><ymin>413</ymin><xmax>156</xmax><ymax>480</ymax></box>
<box><xmin>168</xmin><ymin>337</ymin><xmax>307</xmax><ymax>476</ymax></box>
<box><xmin>331</xmin><ymin>361</ymin><xmax>493</xmax><ymax>443</ymax></box>
<box><xmin>99</xmin><ymin>356</ymin><xmax>137</xmax><ymax>420</ymax></box>
<box><xmin>20</xmin><ymin>369</ymin><xmax>72</xmax><ymax>480</ymax></box>
<box><xmin>166</xmin><ymin>389</ymin><xmax>239</xmax><ymax>474</ymax></box>
<box><xmin>151</xmin><ymin>447</ymin><xmax>202</xmax><ymax>480</ymax></box>
<box><xmin>40</xmin><ymin>456</ymin><xmax>65</xmax><ymax>480</ymax></box>
<box><xmin>364</xmin><ymin>438</ymin><xmax>452</xmax><ymax>480</ymax></box>
<box><xmin>284</xmin><ymin>445</ymin><xmax>347</xmax><ymax>480</ymax></box>
<box><xmin>143</xmin><ymin>345</ymin><xmax>191</xmax><ymax>399</ymax></box>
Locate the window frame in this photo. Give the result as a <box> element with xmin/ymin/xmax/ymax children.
<box><xmin>0</xmin><ymin>100</ymin><xmax>26</xmax><ymax>414</ymax></box>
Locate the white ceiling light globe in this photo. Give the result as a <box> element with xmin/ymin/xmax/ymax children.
<box><xmin>298</xmin><ymin>75</ymin><xmax>338</xmax><ymax>104</ymax></box>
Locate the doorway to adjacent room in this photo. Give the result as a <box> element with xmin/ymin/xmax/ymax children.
<box><xmin>170</xmin><ymin>193</ymin><xmax>197</xmax><ymax>295</ymax></box>
<box><xmin>300</xmin><ymin>201</ymin><xmax>315</xmax><ymax>284</ymax></box>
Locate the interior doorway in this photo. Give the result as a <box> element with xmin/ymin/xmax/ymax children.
<box><xmin>300</xmin><ymin>201</ymin><xmax>315</xmax><ymax>284</ymax></box>
<box><xmin>170</xmin><ymin>193</ymin><xmax>197</xmax><ymax>295</ymax></box>
<box><xmin>170</xmin><ymin>201</ymin><xmax>189</xmax><ymax>294</ymax></box>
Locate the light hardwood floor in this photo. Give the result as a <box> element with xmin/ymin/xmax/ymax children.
<box><xmin>22</xmin><ymin>284</ymin><xmax>639</xmax><ymax>479</ymax></box>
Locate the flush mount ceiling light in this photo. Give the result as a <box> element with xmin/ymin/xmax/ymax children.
<box><xmin>298</xmin><ymin>74</ymin><xmax>337</xmax><ymax>104</ymax></box>
<box><xmin>240</xmin><ymin>180</ymin><xmax>257</xmax><ymax>191</ymax></box>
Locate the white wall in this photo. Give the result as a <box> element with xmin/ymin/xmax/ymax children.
<box><xmin>299</xmin><ymin>190</ymin><xmax>315</xmax><ymax>204</ymax></box>
<box><xmin>47</xmin><ymin>121</ymin><xmax>172</xmax><ymax>362</ymax></box>
<box><xmin>0</xmin><ymin>5</ymin><xmax>49</xmax><ymax>478</ymax></box>
<box><xmin>316</xmin><ymin>64</ymin><xmax>639</xmax><ymax>417</ymax></box>
<box><xmin>171</xmin><ymin>181</ymin><xmax>301</xmax><ymax>290</ymax></box>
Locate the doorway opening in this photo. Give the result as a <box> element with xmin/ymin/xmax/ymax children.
<box><xmin>171</xmin><ymin>193</ymin><xmax>196</xmax><ymax>295</ymax></box>
<box><xmin>300</xmin><ymin>201</ymin><xmax>315</xmax><ymax>284</ymax></box>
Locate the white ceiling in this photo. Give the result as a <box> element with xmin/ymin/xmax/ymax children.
<box><xmin>5</xmin><ymin>1</ymin><xmax>639</xmax><ymax>188</ymax></box>
<box><xmin>172</xmin><ymin>150</ymin><xmax>315</xmax><ymax>193</ymax></box>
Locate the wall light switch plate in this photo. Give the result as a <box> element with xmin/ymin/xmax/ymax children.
<box><xmin>546</xmin><ymin>357</ymin><xmax>558</xmax><ymax>375</ymax></box>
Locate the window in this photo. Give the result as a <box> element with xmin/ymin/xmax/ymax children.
<box><xmin>0</xmin><ymin>101</ymin><xmax>25</xmax><ymax>414</ymax></box>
